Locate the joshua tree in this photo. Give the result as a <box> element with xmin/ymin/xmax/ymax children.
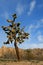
<box><xmin>2</xmin><ymin>14</ymin><xmax>29</xmax><ymax>60</ymax></box>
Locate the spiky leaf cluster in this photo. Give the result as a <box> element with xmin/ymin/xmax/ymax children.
<box><xmin>2</xmin><ymin>14</ymin><xmax>29</xmax><ymax>44</ymax></box>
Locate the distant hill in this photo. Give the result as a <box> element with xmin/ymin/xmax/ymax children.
<box><xmin>0</xmin><ymin>46</ymin><xmax>43</xmax><ymax>60</ymax></box>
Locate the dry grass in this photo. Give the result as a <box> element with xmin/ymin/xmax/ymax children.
<box><xmin>0</xmin><ymin>60</ymin><xmax>43</xmax><ymax>65</ymax></box>
<box><xmin>0</xmin><ymin>46</ymin><xmax>43</xmax><ymax>65</ymax></box>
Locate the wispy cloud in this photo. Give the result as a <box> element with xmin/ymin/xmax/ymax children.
<box><xmin>16</xmin><ymin>3</ymin><xmax>25</xmax><ymax>16</ymax></box>
<box><xmin>27</xmin><ymin>18</ymin><xmax>43</xmax><ymax>33</ymax></box>
<box><xmin>40</xmin><ymin>19</ymin><xmax>43</xmax><ymax>23</ymax></box>
<box><xmin>28</xmin><ymin>0</ymin><xmax>36</xmax><ymax>15</ymax></box>
<box><xmin>28</xmin><ymin>23</ymin><xmax>40</xmax><ymax>33</ymax></box>
<box><xmin>19</xmin><ymin>41</ymin><xmax>43</xmax><ymax>49</ymax></box>
<box><xmin>37</xmin><ymin>34</ymin><xmax>43</xmax><ymax>42</ymax></box>
<box><xmin>1</xmin><ymin>12</ymin><xmax>9</xmax><ymax>19</ymax></box>
<box><xmin>27</xmin><ymin>43</ymin><xmax>43</xmax><ymax>49</ymax></box>
<box><xmin>24</xmin><ymin>19</ymin><xmax>43</xmax><ymax>49</ymax></box>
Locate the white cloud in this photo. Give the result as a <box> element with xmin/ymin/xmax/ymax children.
<box><xmin>27</xmin><ymin>18</ymin><xmax>43</xmax><ymax>33</ymax></box>
<box><xmin>27</xmin><ymin>43</ymin><xmax>43</xmax><ymax>49</ymax></box>
<box><xmin>1</xmin><ymin>12</ymin><xmax>9</xmax><ymax>19</ymax></box>
<box><xmin>16</xmin><ymin>3</ymin><xmax>24</xmax><ymax>16</ymax></box>
<box><xmin>28</xmin><ymin>24</ymin><xmax>34</xmax><ymax>33</ymax></box>
<box><xmin>28</xmin><ymin>23</ymin><xmax>40</xmax><ymax>33</ymax></box>
<box><xmin>40</xmin><ymin>19</ymin><xmax>43</xmax><ymax>23</ymax></box>
<box><xmin>36</xmin><ymin>19</ymin><xmax>43</xmax><ymax>27</ymax></box>
<box><xmin>30</xmin><ymin>43</ymin><xmax>43</xmax><ymax>49</ymax></box>
<box><xmin>18</xmin><ymin>23</ymin><xmax>43</xmax><ymax>49</ymax></box>
<box><xmin>37</xmin><ymin>35</ymin><xmax>43</xmax><ymax>42</ymax></box>
<box><xmin>28</xmin><ymin>0</ymin><xmax>36</xmax><ymax>15</ymax></box>
<box><xmin>18</xmin><ymin>42</ymin><xmax>43</xmax><ymax>49</ymax></box>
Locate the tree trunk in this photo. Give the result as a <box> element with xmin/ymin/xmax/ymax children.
<box><xmin>14</xmin><ymin>41</ymin><xmax>20</xmax><ymax>60</ymax></box>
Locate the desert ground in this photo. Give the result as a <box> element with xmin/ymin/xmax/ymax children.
<box><xmin>0</xmin><ymin>60</ymin><xmax>43</xmax><ymax>65</ymax></box>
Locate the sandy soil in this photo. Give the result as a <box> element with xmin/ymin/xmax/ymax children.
<box><xmin>0</xmin><ymin>61</ymin><xmax>43</xmax><ymax>65</ymax></box>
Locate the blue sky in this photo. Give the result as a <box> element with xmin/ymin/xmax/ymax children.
<box><xmin>0</xmin><ymin>0</ymin><xmax>43</xmax><ymax>49</ymax></box>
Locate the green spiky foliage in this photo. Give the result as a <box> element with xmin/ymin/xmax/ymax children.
<box><xmin>2</xmin><ymin>14</ymin><xmax>29</xmax><ymax>60</ymax></box>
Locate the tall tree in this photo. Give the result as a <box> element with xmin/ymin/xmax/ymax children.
<box><xmin>2</xmin><ymin>14</ymin><xmax>29</xmax><ymax>60</ymax></box>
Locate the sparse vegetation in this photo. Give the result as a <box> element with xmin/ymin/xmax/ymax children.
<box><xmin>0</xmin><ymin>47</ymin><xmax>43</xmax><ymax>65</ymax></box>
<box><xmin>0</xmin><ymin>47</ymin><xmax>43</xmax><ymax>60</ymax></box>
